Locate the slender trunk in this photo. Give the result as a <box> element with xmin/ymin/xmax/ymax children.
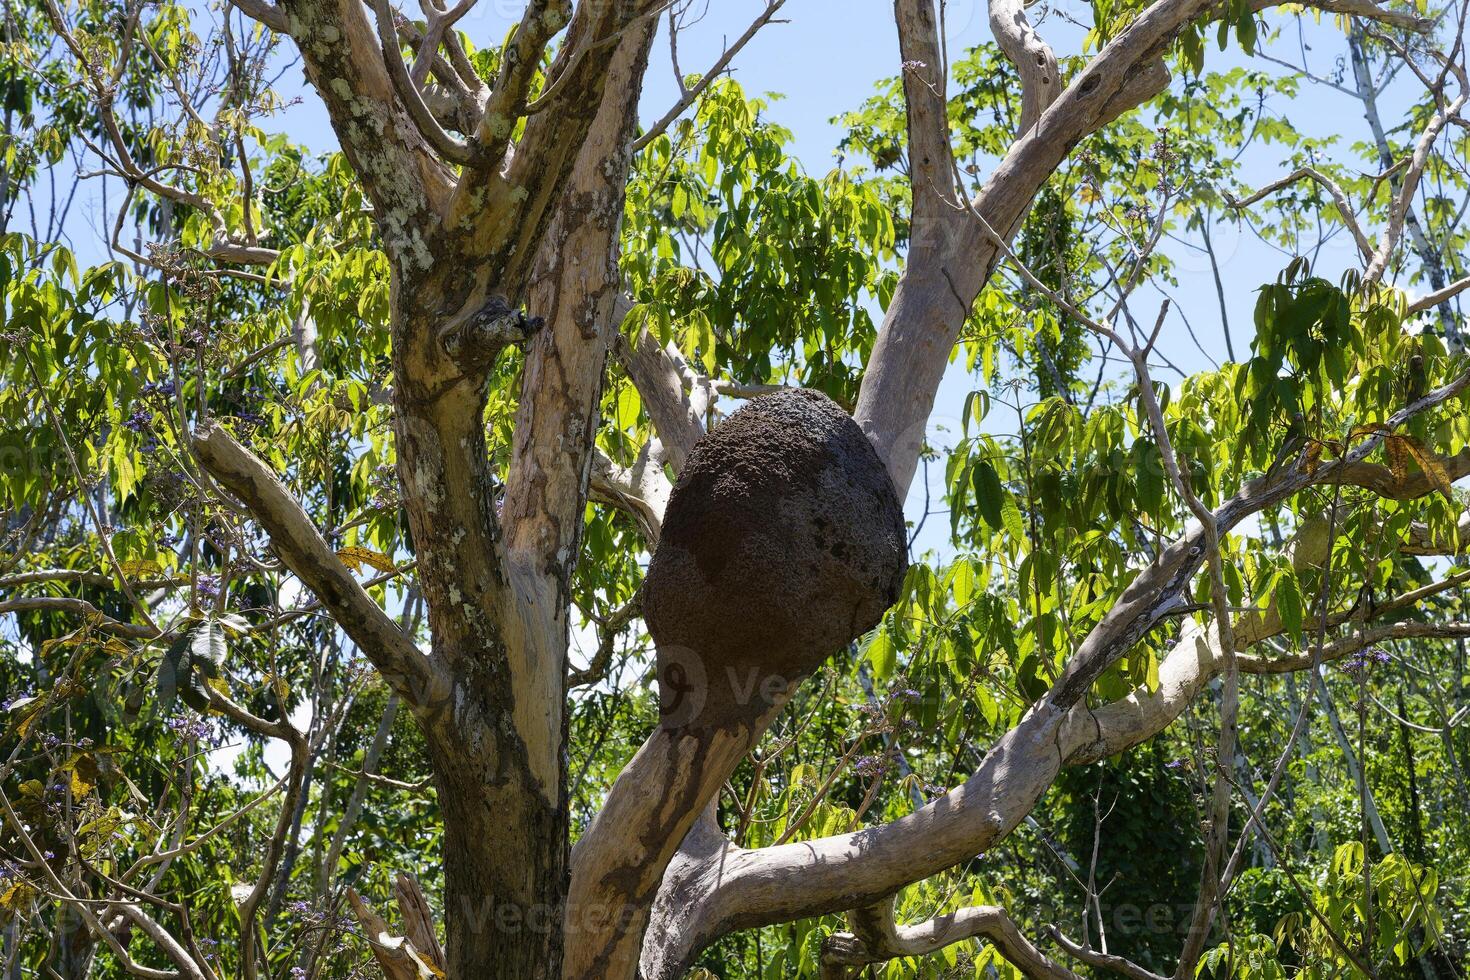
<box><xmin>1396</xmin><ymin>688</ymin><xmax>1426</xmax><ymax>862</ymax></box>
<box><xmin>1200</xmin><ymin>218</ymin><xmax>1234</xmax><ymax>362</ymax></box>
<box><xmin>1347</xmin><ymin>26</ymin><xmax>1463</xmax><ymax>350</ymax></box>
<box><xmin>52</xmin><ymin>908</ymin><xmax>95</xmax><ymax>979</ymax></box>
<box><xmin>1313</xmin><ymin>673</ymin><xmax>1392</xmax><ymax>853</ymax></box>
<box><xmin>264</xmin><ymin>733</ymin><xmax>319</xmax><ymax>929</ymax></box>
<box><xmin>317</xmin><ymin>695</ymin><xmax>401</xmax><ymax>898</ymax></box>
<box><xmin>2</xmin><ymin>918</ymin><xmax>19</xmax><ymax>980</ymax></box>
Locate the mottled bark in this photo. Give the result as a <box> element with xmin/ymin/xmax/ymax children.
<box><xmin>387</xmin><ymin>20</ymin><xmax>654</xmax><ymax>976</ymax></box>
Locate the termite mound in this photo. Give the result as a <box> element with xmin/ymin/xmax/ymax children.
<box><xmin>643</xmin><ymin>388</ymin><xmax>907</xmax><ymax>731</ymax></box>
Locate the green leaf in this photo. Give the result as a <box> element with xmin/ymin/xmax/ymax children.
<box><xmin>865</xmin><ymin>629</ymin><xmax>896</xmax><ymax>679</ymax></box>
<box><xmin>1275</xmin><ymin>572</ymin><xmax>1304</xmax><ymax>640</ymax></box>
<box><xmin>971</xmin><ymin>460</ymin><xmax>1004</xmax><ymax>531</ymax></box>
<box><xmin>1000</xmin><ymin>493</ymin><xmax>1026</xmax><ymax>542</ymax></box>
<box><xmin>190</xmin><ymin>621</ymin><xmax>227</xmax><ymax>677</ymax></box>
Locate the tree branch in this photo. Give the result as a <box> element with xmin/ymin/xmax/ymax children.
<box><xmin>1050</xmin><ymin>929</ymin><xmax>1169</xmax><ymax>980</ymax></box>
<box><xmin>367</xmin><ymin>0</ymin><xmax>478</xmax><ymax>166</ymax></box>
<box><xmin>822</xmin><ymin>900</ymin><xmax>1081</xmax><ymax>979</ymax></box>
<box><xmin>227</xmin><ymin>0</ymin><xmax>288</xmax><ymax>31</ymax></box>
<box><xmin>0</xmin><ymin>597</ymin><xmax>157</xmax><ymax>639</ymax></box>
<box><xmin>500</xmin><ymin>21</ymin><xmax>655</xmax><ymax>581</ymax></box>
<box><xmin>1226</xmin><ymin>166</ymin><xmax>1375</xmax><ymax>261</ymax></box>
<box><xmin>1408</xmin><ymin>272</ymin><xmax>1470</xmax><ymax>313</ymax></box>
<box><xmin>614</xmin><ymin>322</ymin><xmax>706</xmax><ymax>473</ymax></box>
<box><xmin>1365</xmin><ymin>57</ymin><xmax>1466</xmax><ymax>282</ymax></box>
<box><xmin>989</xmin><ymin>0</ymin><xmax>1060</xmax><ymax>134</ymax></box>
<box><xmin>590</xmin><ymin>445</ymin><xmax>671</xmax><ymax>545</ymax></box>
<box><xmin>191</xmin><ymin>423</ymin><xmax>448</xmax><ymax>717</ymax></box>
<box><xmin>631</xmin><ymin>0</ymin><xmax>789</xmax><ymax>153</ymax></box>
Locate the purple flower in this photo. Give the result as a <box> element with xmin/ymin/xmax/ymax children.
<box><xmin>290</xmin><ymin>969</ymin><xmax>307</xmax><ymax>980</ymax></box>
<box><xmin>1339</xmin><ymin>647</ymin><xmax>1391</xmax><ymax>675</ymax></box>
<box><xmin>141</xmin><ymin>379</ymin><xmax>177</xmax><ymax>397</ymax></box>
<box><xmin>854</xmin><ymin>754</ymin><xmax>888</xmax><ymax>777</ymax></box>
<box><xmin>167</xmin><ymin>715</ymin><xmax>211</xmax><ymax>741</ymax></box>
<box><xmin>197</xmin><ymin>575</ymin><xmax>221</xmax><ymax>601</ymax></box>
<box><xmin>123</xmin><ymin>408</ymin><xmax>152</xmax><ymax>433</ymax></box>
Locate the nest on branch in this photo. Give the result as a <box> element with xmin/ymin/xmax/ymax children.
<box><xmin>643</xmin><ymin>388</ymin><xmax>907</xmax><ymax>731</ymax></box>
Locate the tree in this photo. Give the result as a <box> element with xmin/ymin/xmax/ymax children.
<box><xmin>1</xmin><ymin>0</ymin><xmax>1468</xmax><ymax>975</ymax></box>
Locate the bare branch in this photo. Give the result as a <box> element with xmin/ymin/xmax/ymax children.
<box><xmin>989</xmin><ymin>0</ymin><xmax>1060</xmax><ymax>134</ymax></box>
<box><xmin>471</xmin><ymin>0</ymin><xmax>574</xmax><ymax>172</ymax></box>
<box><xmin>1050</xmin><ymin>929</ymin><xmax>1169</xmax><ymax>980</ymax></box>
<box><xmin>568</xmin><ymin>595</ymin><xmax>642</xmax><ymax>687</ymax></box>
<box><xmin>0</xmin><ymin>597</ymin><xmax>156</xmax><ymax>640</ymax></box>
<box><xmin>1366</xmin><ymin>62</ymin><xmax>1467</xmax><ymax>281</ymax></box>
<box><xmin>368</xmin><ymin>0</ymin><xmax>478</xmax><ymax>166</ymax></box>
<box><xmin>1408</xmin><ymin>272</ymin><xmax>1470</xmax><ymax>312</ymax></box>
<box><xmin>822</xmin><ymin>900</ymin><xmax>1081</xmax><ymax>979</ymax></box>
<box><xmin>408</xmin><ymin>0</ymin><xmax>477</xmax><ymax>88</ymax></box>
<box><xmin>614</xmin><ymin>326</ymin><xmax>706</xmax><ymax>472</ymax></box>
<box><xmin>631</xmin><ymin>0</ymin><xmax>789</xmax><ymax>153</ymax></box>
<box><xmin>590</xmin><ymin>446</ymin><xmax>671</xmax><ymax>544</ymax></box>
<box><xmin>1226</xmin><ymin>166</ymin><xmax>1375</xmax><ymax>261</ymax></box>
<box><xmin>1253</xmin><ymin>0</ymin><xmax>1434</xmax><ymax>29</ymax></box>
<box><xmin>348</xmin><ymin>887</ymin><xmax>446</xmax><ymax>979</ymax></box>
<box><xmin>226</xmin><ymin>0</ymin><xmax>288</xmax><ymax>32</ymax></box>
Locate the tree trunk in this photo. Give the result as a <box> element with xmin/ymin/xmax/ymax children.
<box><xmin>384</xmin><ymin>280</ymin><xmax>563</xmax><ymax>977</ymax></box>
<box><xmin>430</xmin><ymin>736</ymin><xmax>568</xmax><ymax>977</ymax></box>
<box><xmin>52</xmin><ymin>909</ymin><xmax>95</xmax><ymax>979</ymax></box>
<box><xmin>381</xmin><ymin>20</ymin><xmax>654</xmax><ymax>973</ymax></box>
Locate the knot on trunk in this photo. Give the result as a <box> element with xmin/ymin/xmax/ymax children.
<box><xmin>440</xmin><ymin>295</ymin><xmax>544</xmax><ymax>371</ymax></box>
<box><xmin>643</xmin><ymin>388</ymin><xmax>908</xmax><ymax>732</ymax></box>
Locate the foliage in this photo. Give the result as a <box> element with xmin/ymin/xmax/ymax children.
<box><xmin>0</xmin><ymin>0</ymin><xmax>1468</xmax><ymax>976</ymax></box>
